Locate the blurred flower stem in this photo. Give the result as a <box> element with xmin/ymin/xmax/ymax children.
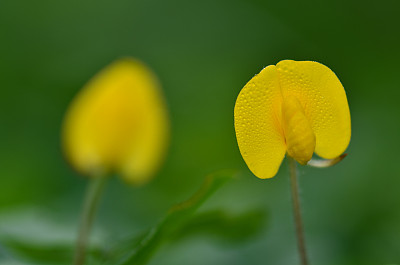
<box><xmin>288</xmin><ymin>157</ymin><xmax>308</xmax><ymax>265</ymax></box>
<box><xmin>74</xmin><ymin>175</ymin><xmax>107</xmax><ymax>265</ymax></box>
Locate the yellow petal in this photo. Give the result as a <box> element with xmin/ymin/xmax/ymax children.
<box><xmin>234</xmin><ymin>65</ymin><xmax>286</xmax><ymax>179</ymax></box>
<box><xmin>62</xmin><ymin>58</ymin><xmax>169</xmax><ymax>185</ymax></box>
<box><xmin>276</xmin><ymin>60</ymin><xmax>351</xmax><ymax>159</ymax></box>
<box><xmin>281</xmin><ymin>95</ymin><xmax>316</xmax><ymax>165</ymax></box>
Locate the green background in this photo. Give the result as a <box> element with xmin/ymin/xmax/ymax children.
<box><xmin>1</xmin><ymin>0</ymin><xmax>400</xmax><ymax>264</ymax></box>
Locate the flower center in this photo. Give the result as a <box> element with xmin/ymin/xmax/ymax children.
<box><xmin>281</xmin><ymin>95</ymin><xmax>316</xmax><ymax>165</ymax></box>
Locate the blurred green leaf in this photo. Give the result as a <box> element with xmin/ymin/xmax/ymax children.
<box><xmin>0</xmin><ymin>239</ymin><xmax>108</xmax><ymax>265</ymax></box>
<box><xmin>0</xmin><ymin>240</ymin><xmax>72</xmax><ymax>265</ymax></box>
<box><xmin>107</xmin><ymin>170</ymin><xmax>236</xmax><ymax>265</ymax></box>
<box><xmin>173</xmin><ymin>208</ymin><xmax>267</xmax><ymax>244</ymax></box>
<box><xmin>0</xmin><ymin>207</ymin><xmax>105</xmax><ymax>265</ymax></box>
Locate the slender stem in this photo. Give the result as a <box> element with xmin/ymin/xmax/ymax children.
<box><xmin>74</xmin><ymin>175</ymin><xmax>107</xmax><ymax>265</ymax></box>
<box><xmin>288</xmin><ymin>157</ymin><xmax>308</xmax><ymax>265</ymax></box>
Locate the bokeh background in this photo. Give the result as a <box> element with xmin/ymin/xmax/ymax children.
<box><xmin>1</xmin><ymin>0</ymin><xmax>400</xmax><ymax>264</ymax></box>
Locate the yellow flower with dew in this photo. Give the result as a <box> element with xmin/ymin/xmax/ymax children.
<box><xmin>234</xmin><ymin>60</ymin><xmax>351</xmax><ymax>179</ymax></box>
<box><xmin>62</xmin><ymin>57</ymin><xmax>169</xmax><ymax>185</ymax></box>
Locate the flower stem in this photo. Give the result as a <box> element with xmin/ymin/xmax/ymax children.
<box><xmin>74</xmin><ymin>175</ymin><xmax>107</xmax><ymax>265</ymax></box>
<box><xmin>288</xmin><ymin>156</ymin><xmax>308</xmax><ymax>265</ymax></box>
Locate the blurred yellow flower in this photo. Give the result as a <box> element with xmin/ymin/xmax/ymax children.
<box><xmin>234</xmin><ymin>60</ymin><xmax>351</xmax><ymax>179</ymax></box>
<box><xmin>62</xmin><ymin>58</ymin><xmax>169</xmax><ymax>185</ymax></box>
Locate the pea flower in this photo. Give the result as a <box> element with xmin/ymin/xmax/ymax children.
<box><xmin>62</xmin><ymin>58</ymin><xmax>169</xmax><ymax>185</ymax></box>
<box><xmin>234</xmin><ymin>60</ymin><xmax>351</xmax><ymax>179</ymax></box>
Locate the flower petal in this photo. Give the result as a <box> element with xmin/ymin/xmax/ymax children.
<box><xmin>281</xmin><ymin>95</ymin><xmax>316</xmax><ymax>165</ymax></box>
<box><xmin>62</xmin><ymin>58</ymin><xmax>169</xmax><ymax>184</ymax></box>
<box><xmin>234</xmin><ymin>65</ymin><xmax>286</xmax><ymax>179</ymax></box>
<box><xmin>276</xmin><ymin>60</ymin><xmax>351</xmax><ymax>159</ymax></box>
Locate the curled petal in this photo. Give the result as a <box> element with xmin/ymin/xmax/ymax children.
<box><xmin>307</xmin><ymin>154</ymin><xmax>347</xmax><ymax>168</ymax></box>
<box><xmin>281</xmin><ymin>95</ymin><xmax>316</xmax><ymax>165</ymax></box>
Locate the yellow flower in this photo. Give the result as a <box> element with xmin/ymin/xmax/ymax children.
<box><xmin>62</xmin><ymin>58</ymin><xmax>169</xmax><ymax>185</ymax></box>
<box><xmin>234</xmin><ymin>60</ymin><xmax>351</xmax><ymax>179</ymax></box>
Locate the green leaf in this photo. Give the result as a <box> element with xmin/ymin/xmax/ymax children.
<box><xmin>0</xmin><ymin>239</ymin><xmax>105</xmax><ymax>265</ymax></box>
<box><xmin>173</xmin><ymin>208</ymin><xmax>267</xmax><ymax>244</ymax></box>
<box><xmin>0</xmin><ymin>240</ymin><xmax>72</xmax><ymax>265</ymax></box>
<box><xmin>0</xmin><ymin>207</ymin><xmax>106</xmax><ymax>265</ymax></box>
<box><xmin>108</xmin><ymin>170</ymin><xmax>236</xmax><ymax>265</ymax></box>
